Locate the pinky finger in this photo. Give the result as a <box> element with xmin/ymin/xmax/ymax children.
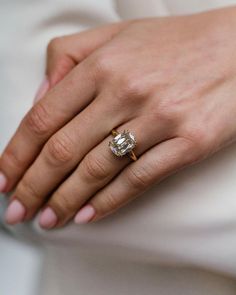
<box><xmin>74</xmin><ymin>137</ymin><xmax>199</xmax><ymax>224</ymax></box>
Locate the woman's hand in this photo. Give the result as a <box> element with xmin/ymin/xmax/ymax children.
<box><xmin>2</xmin><ymin>7</ymin><xmax>236</xmax><ymax>228</ymax></box>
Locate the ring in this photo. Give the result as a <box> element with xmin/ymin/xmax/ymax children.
<box><xmin>109</xmin><ymin>129</ymin><xmax>138</xmax><ymax>161</ymax></box>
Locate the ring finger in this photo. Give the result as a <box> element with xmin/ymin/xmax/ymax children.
<box><xmin>39</xmin><ymin>116</ymin><xmax>173</xmax><ymax>228</ymax></box>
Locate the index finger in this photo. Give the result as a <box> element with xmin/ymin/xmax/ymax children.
<box><xmin>0</xmin><ymin>61</ymin><xmax>96</xmax><ymax>192</ymax></box>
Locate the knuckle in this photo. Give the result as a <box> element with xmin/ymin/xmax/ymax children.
<box><xmin>190</xmin><ymin>125</ymin><xmax>207</xmax><ymax>144</ymax></box>
<box><xmin>125</xmin><ymin>166</ymin><xmax>149</xmax><ymax>191</ymax></box>
<box><xmin>47</xmin><ymin>37</ymin><xmax>64</xmax><ymax>54</ymax></box>
<box><xmin>50</xmin><ymin>192</ymin><xmax>76</xmax><ymax>218</ymax></box>
<box><xmin>175</xmin><ymin>138</ymin><xmax>201</xmax><ymax>166</ymax></box>
<box><xmin>183</xmin><ymin>125</ymin><xmax>213</xmax><ymax>164</ymax></box>
<box><xmin>155</xmin><ymin>98</ymin><xmax>179</xmax><ymax>123</ymax></box>
<box><xmin>186</xmin><ymin>125</ymin><xmax>212</xmax><ymax>160</ymax></box>
<box><xmin>44</xmin><ymin>133</ymin><xmax>75</xmax><ymax>166</ymax></box>
<box><xmin>111</xmin><ymin>76</ymin><xmax>147</xmax><ymax>110</ymax></box>
<box><xmin>98</xmin><ymin>191</ymin><xmax>118</xmax><ymax>213</ymax></box>
<box><xmin>81</xmin><ymin>153</ymin><xmax>109</xmax><ymax>182</ymax></box>
<box><xmin>90</xmin><ymin>51</ymin><xmax>114</xmax><ymax>77</ymax></box>
<box><xmin>24</xmin><ymin>103</ymin><xmax>51</xmax><ymax>136</ymax></box>
<box><xmin>3</xmin><ymin>147</ymin><xmax>25</xmax><ymax>171</ymax></box>
<box><xmin>17</xmin><ymin>178</ymin><xmax>41</xmax><ymax>203</ymax></box>
<box><xmin>120</xmin><ymin>75</ymin><xmax>145</xmax><ymax>98</ymax></box>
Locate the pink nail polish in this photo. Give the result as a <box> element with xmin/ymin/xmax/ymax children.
<box><xmin>74</xmin><ymin>205</ymin><xmax>96</xmax><ymax>224</ymax></box>
<box><xmin>39</xmin><ymin>207</ymin><xmax>58</xmax><ymax>229</ymax></box>
<box><xmin>5</xmin><ymin>200</ymin><xmax>26</xmax><ymax>225</ymax></box>
<box><xmin>33</xmin><ymin>76</ymin><xmax>50</xmax><ymax>104</ymax></box>
<box><xmin>0</xmin><ymin>172</ymin><xmax>7</xmax><ymax>192</ymax></box>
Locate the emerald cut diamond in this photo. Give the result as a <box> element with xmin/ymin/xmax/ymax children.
<box><xmin>109</xmin><ymin>130</ymin><xmax>136</xmax><ymax>157</ymax></box>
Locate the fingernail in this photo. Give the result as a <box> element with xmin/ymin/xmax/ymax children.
<box><xmin>39</xmin><ymin>207</ymin><xmax>58</xmax><ymax>229</ymax></box>
<box><xmin>33</xmin><ymin>76</ymin><xmax>50</xmax><ymax>104</ymax></box>
<box><xmin>74</xmin><ymin>205</ymin><xmax>96</xmax><ymax>224</ymax></box>
<box><xmin>5</xmin><ymin>200</ymin><xmax>26</xmax><ymax>225</ymax></box>
<box><xmin>0</xmin><ymin>172</ymin><xmax>7</xmax><ymax>192</ymax></box>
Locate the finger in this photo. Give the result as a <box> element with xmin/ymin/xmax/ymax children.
<box><xmin>39</xmin><ymin>116</ymin><xmax>171</xmax><ymax>228</ymax></box>
<box><xmin>46</xmin><ymin>22</ymin><xmax>130</xmax><ymax>85</ymax></box>
<box><xmin>0</xmin><ymin>22</ymin><xmax>132</xmax><ymax>194</ymax></box>
<box><xmin>0</xmin><ymin>62</ymin><xmax>96</xmax><ymax>193</ymax></box>
<box><xmin>74</xmin><ymin>137</ymin><xmax>197</xmax><ymax>223</ymax></box>
<box><xmin>33</xmin><ymin>22</ymin><xmax>131</xmax><ymax>105</ymax></box>
<box><xmin>5</xmin><ymin>89</ymin><xmax>135</xmax><ymax>224</ymax></box>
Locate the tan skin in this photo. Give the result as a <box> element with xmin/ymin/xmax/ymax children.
<box><xmin>1</xmin><ymin>7</ymin><xmax>236</xmax><ymax>228</ymax></box>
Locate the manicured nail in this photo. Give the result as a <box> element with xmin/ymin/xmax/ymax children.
<box><xmin>33</xmin><ymin>76</ymin><xmax>50</xmax><ymax>104</ymax></box>
<box><xmin>0</xmin><ymin>172</ymin><xmax>7</xmax><ymax>192</ymax></box>
<box><xmin>74</xmin><ymin>205</ymin><xmax>96</xmax><ymax>224</ymax></box>
<box><xmin>5</xmin><ymin>200</ymin><xmax>26</xmax><ymax>225</ymax></box>
<box><xmin>39</xmin><ymin>207</ymin><xmax>58</xmax><ymax>229</ymax></box>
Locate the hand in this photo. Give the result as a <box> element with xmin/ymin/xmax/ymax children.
<box><xmin>2</xmin><ymin>7</ymin><xmax>236</xmax><ymax>229</ymax></box>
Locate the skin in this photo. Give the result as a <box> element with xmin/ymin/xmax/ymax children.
<box><xmin>1</xmin><ymin>7</ymin><xmax>236</xmax><ymax>228</ymax></box>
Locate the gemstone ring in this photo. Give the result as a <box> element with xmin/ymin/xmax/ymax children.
<box><xmin>109</xmin><ymin>129</ymin><xmax>137</xmax><ymax>161</ymax></box>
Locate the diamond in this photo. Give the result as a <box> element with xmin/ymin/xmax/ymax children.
<box><xmin>109</xmin><ymin>130</ymin><xmax>136</xmax><ymax>157</ymax></box>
